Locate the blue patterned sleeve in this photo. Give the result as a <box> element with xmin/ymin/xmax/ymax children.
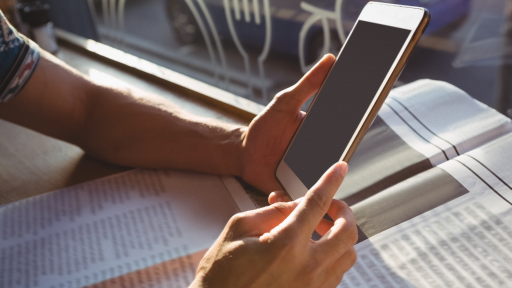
<box><xmin>0</xmin><ymin>9</ymin><xmax>40</xmax><ymax>103</ymax></box>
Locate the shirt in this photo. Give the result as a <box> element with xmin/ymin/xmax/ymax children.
<box><xmin>0</xmin><ymin>9</ymin><xmax>40</xmax><ymax>103</ymax></box>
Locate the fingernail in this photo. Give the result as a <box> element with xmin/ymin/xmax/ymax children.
<box><xmin>268</xmin><ymin>192</ymin><xmax>276</xmax><ymax>204</ymax></box>
<box><xmin>338</xmin><ymin>162</ymin><xmax>348</xmax><ymax>176</ymax></box>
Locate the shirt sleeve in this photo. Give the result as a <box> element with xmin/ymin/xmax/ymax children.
<box><xmin>0</xmin><ymin>9</ymin><xmax>40</xmax><ymax>103</ymax></box>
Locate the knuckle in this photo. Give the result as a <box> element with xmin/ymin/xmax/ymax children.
<box><xmin>304</xmin><ymin>258</ymin><xmax>323</xmax><ymax>283</ymax></box>
<box><xmin>350</xmin><ymin>218</ymin><xmax>359</xmax><ymax>243</ymax></box>
<box><xmin>344</xmin><ymin>247</ymin><xmax>358</xmax><ymax>267</ymax></box>
<box><xmin>346</xmin><ymin>222</ymin><xmax>359</xmax><ymax>245</ymax></box>
<box><xmin>335</xmin><ymin>218</ymin><xmax>358</xmax><ymax>246</ymax></box>
<box><xmin>274</xmin><ymin>225</ymin><xmax>300</xmax><ymax>245</ymax></box>
<box><xmin>274</xmin><ymin>88</ymin><xmax>294</xmax><ymax>103</ymax></box>
<box><xmin>334</xmin><ymin>249</ymin><xmax>357</xmax><ymax>283</ymax></box>
<box><xmin>335</xmin><ymin>201</ymin><xmax>358</xmax><ymax>245</ymax></box>
<box><xmin>308</xmin><ymin>255</ymin><xmax>321</xmax><ymax>271</ymax></box>
<box><xmin>330</xmin><ymin>199</ymin><xmax>346</xmax><ymax>212</ymax></box>
<box><xmin>228</xmin><ymin>213</ymin><xmax>247</xmax><ymax>230</ymax></box>
<box><xmin>335</xmin><ymin>267</ymin><xmax>347</xmax><ymax>287</ymax></box>
<box><xmin>308</xmin><ymin>191</ymin><xmax>331</xmax><ymax>212</ymax></box>
<box><xmin>271</xmin><ymin>202</ymin><xmax>294</xmax><ymax>217</ymax></box>
<box><xmin>274</xmin><ymin>88</ymin><xmax>290</xmax><ymax>99</ymax></box>
<box><xmin>265</xmin><ymin>231</ymin><xmax>298</xmax><ymax>255</ymax></box>
<box><xmin>335</xmin><ymin>270</ymin><xmax>346</xmax><ymax>286</ymax></box>
<box><xmin>228</xmin><ymin>213</ymin><xmax>243</xmax><ymax>224</ymax></box>
<box><xmin>350</xmin><ymin>248</ymin><xmax>358</xmax><ymax>267</ymax></box>
<box><xmin>337</xmin><ymin>200</ymin><xmax>351</xmax><ymax>211</ymax></box>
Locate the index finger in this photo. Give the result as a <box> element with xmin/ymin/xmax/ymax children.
<box><xmin>282</xmin><ymin>162</ymin><xmax>348</xmax><ymax>238</ymax></box>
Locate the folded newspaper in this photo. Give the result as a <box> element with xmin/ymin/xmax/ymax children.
<box><xmin>1</xmin><ymin>80</ymin><xmax>511</xmax><ymax>288</ymax></box>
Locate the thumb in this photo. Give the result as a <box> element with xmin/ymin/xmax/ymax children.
<box><xmin>273</xmin><ymin>54</ymin><xmax>335</xmax><ymax>112</ymax></box>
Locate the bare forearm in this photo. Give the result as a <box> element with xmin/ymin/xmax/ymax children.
<box><xmin>0</xmin><ymin>51</ymin><xmax>246</xmax><ymax>176</ymax></box>
<box><xmin>78</xmin><ymin>84</ymin><xmax>246</xmax><ymax>176</ymax></box>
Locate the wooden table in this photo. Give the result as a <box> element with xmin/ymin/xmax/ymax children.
<box><xmin>0</xmin><ymin>35</ymin><xmax>261</xmax><ymax>205</ymax></box>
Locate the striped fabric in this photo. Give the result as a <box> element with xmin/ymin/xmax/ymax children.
<box><xmin>0</xmin><ymin>9</ymin><xmax>40</xmax><ymax>103</ymax></box>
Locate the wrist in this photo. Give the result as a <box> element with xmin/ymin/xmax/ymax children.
<box><xmin>229</xmin><ymin>126</ymin><xmax>247</xmax><ymax>178</ymax></box>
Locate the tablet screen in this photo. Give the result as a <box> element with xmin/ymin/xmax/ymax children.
<box><xmin>284</xmin><ymin>20</ymin><xmax>410</xmax><ymax>189</ymax></box>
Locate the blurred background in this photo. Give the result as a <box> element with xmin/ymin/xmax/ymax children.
<box><xmin>2</xmin><ymin>0</ymin><xmax>512</xmax><ymax>117</ymax></box>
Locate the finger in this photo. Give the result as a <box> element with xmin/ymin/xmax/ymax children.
<box><xmin>326</xmin><ymin>199</ymin><xmax>347</xmax><ymax>224</ymax></box>
<box><xmin>314</xmin><ymin>199</ymin><xmax>350</xmax><ymax>237</ymax></box>
<box><xmin>315</xmin><ymin>200</ymin><xmax>358</xmax><ymax>260</ymax></box>
<box><xmin>282</xmin><ymin>162</ymin><xmax>348</xmax><ymax>238</ymax></box>
<box><xmin>274</xmin><ymin>54</ymin><xmax>335</xmax><ymax>112</ymax></box>
<box><xmin>315</xmin><ymin>218</ymin><xmax>334</xmax><ymax>236</ymax></box>
<box><xmin>315</xmin><ymin>199</ymin><xmax>352</xmax><ymax>237</ymax></box>
<box><xmin>231</xmin><ymin>199</ymin><xmax>302</xmax><ymax>237</ymax></box>
<box><xmin>268</xmin><ymin>191</ymin><xmax>291</xmax><ymax>205</ymax></box>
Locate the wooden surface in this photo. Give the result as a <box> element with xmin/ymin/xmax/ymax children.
<box><xmin>0</xmin><ymin>43</ymin><xmax>251</xmax><ymax>205</ymax></box>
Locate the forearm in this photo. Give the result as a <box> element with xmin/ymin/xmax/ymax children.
<box><xmin>78</xmin><ymin>83</ymin><xmax>246</xmax><ymax>176</ymax></box>
<box><xmin>0</xmin><ymin>50</ymin><xmax>246</xmax><ymax>176</ymax></box>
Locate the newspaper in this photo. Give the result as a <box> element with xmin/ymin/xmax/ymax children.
<box><xmin>0</xmin><ymin>170</ymin><xmax>255</xmax><ymax>288</ymax></box>
<box><xmin>342</xmin><ymin>133</ymin><xmax>512</xmax><ymax>287</ymax></box>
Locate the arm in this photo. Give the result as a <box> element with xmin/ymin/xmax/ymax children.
<box><xmin>0</xmin><ymin>50</ymin><xmax>244</xmax><ymax>176</ymax></box>
<box><xmin>0</xmin><ymin>49</ymin><xmax>336</xmax><ymax>193</ymax></box>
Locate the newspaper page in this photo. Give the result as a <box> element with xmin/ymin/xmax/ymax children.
<box><xmin>0</xmin><ymin>169</ymin><xmax>254</xmax><ymax>288</ymax></box>
<box><xmin>340</xmin><ymin>134</ymin><xmax>512</xmax><ymax>287</ymax></box>
<box><xmin>381</xmin><ymin>79</ymin><xmax>512</xmax><ymax>166</ymax></box>
<box><xmin>337</xmin><ymin>79</ymin><xmax>512</xmax><ymax>204</ymax></box>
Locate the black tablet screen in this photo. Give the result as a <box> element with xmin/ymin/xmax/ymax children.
<box><xmin>284</xmin><ymin>20</ymin><xmax>410</xmax><ymax>189</ymax></box>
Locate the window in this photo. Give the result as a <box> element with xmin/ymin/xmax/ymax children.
<box><xmin>44</xmin><ymin>0</ymin><xmax>512</xmax><ymax>116</ymax></box>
